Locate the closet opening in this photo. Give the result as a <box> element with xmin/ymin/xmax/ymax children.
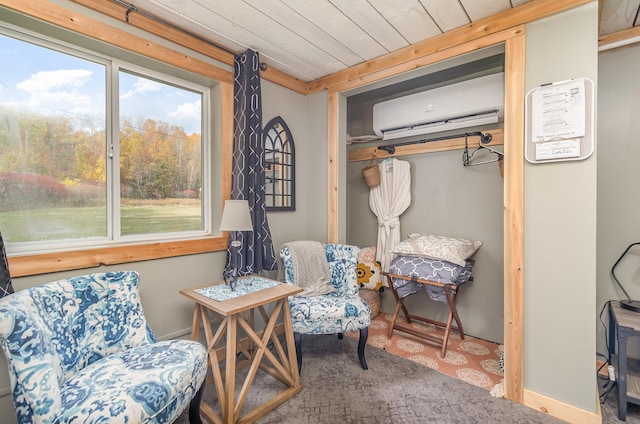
<box><xmin>343</xmin><ymin>44</ymin><xmax>508</xmax><ymax>393</ymax></box>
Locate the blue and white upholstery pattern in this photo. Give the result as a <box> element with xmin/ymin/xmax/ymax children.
<box><xmin>281</xmin><ymin>244</ymin><xmax>371</xmax><ymax>335</ymax></box>
<box><xmin>0</xmin><ymin>271</ymin><xmax>207</xmax><ymax>424</ymax></box>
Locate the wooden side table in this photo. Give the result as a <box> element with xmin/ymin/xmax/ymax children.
<box><xmin>609</xmin><ymin>300</ymin><xmax>640</xmax><ymax>421</ymax></box>
<box><xmin>180</xmin><ymin>276</ymin><xmax>303</xmax><ymax>424</ymax></box>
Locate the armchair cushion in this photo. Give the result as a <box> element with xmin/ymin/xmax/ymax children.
<box><xmin>0</xmin><ymin>271</ymin><xmax>207</xmax><ymax>424</ymax></box>
<box><xmin>288</xmin><ymin>291</ymin><xmax>371</xmax><ymax>334</ymax></box>
<box><xmin>56</xmin><ymin>340</ymin><xmax>206</xmax><ymax>423</ymax></box>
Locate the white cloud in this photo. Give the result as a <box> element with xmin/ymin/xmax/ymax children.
<box><xmin>28</xmin><ymin>90</ymin><xmax>91</xmax><ymax>109</ymax></box>
<box><xmin>17</xmin><ymin>69</ymin><xmax>92</xmax><ymax>93</ymax></box>
<box><xmin>120</xmin><ymin>77</ymin><xmax>163</xmax><ymax>100</ymax></box>
<box><xmin>168</xmin><ymin>99</ymin><xmax>201</xmax><ymax>120</ymax></box>
<box><xmin>14</xmin><ymin>69</ymin><xmax>99</xmax><ymax>119</ymax></box>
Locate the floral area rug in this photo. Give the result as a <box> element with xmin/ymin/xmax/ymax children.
<box><xmin>347</xmin><ymin>312</ymin><xmax>503</xmax><ymax>391</ymax></box>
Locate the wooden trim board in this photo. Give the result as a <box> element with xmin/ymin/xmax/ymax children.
<box><xmin>503</xmin><ymin>33</ymin><xmax>526</xmax><ymax>404</ymax></box>
<box><xmin>524</xmin><ymin>388</ymin><xmax>601</xmax><ymax>424</ymax></box>
<box><xmin>348</xmin><ymin>129</ymin><xmax>504</xmax><ymax>162</ymax></box>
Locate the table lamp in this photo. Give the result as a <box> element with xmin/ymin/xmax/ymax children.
<box><xmin>219</xmin><ymin>200</ymin><xmax>253</xmax><ymax>291</ymax></box>
<box><xmin>612</xmin><ymin>242</ymin><xmax>640</xmax><ymax>312</ymax></box>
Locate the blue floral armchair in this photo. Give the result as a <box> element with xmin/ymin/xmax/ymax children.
<box><xmin>0</xmin><ymin>271</ymin><xmax>207</xmax><ymax>424</ymax></box>
<box><xmin>280</xmin><ymin>243</ymin><xmax>370</xmax><ymax>372</ymax></box>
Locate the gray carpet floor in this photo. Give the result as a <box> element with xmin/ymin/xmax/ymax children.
<box><xmin>173</xmin><ymin>334</ymin><xmax>638</xmax><ymax>424</ymax></box>
<box><xmin>600</xmin><ymin>376</ymin><xmax>640</xmax><ymax>424</ymax></box>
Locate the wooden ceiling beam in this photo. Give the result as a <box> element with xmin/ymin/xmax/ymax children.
<box><xmin>327</xmin><ymin>26</ymin><xmax>522</xmax><ymax>94</ymax></box>
<box><xmin>599</xmin><ymin>25</ymin><xmax>640</xmax><ymax>51</ymax></box>
<box><xmin>69</xmin><ymin>0</ymin><xmax>309</xmax><ymax>94</ymax></box>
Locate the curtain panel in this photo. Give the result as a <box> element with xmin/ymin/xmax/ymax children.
<box><xmin>229</xmin><ymin>49</ymin><xmax>277</xmax><ymax>275</ymax></box>
<box><xmin>0</xmin><ymin>231</ymin><xmax>14</xmax><ymax>298</ymax></box>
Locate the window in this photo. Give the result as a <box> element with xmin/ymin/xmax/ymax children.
<box><xmin>263</xmin><ymin>116</ymin><xmax>295</xmax><ymax>211</ymax></box>
<box><xmin>0</xmin><ymin>28</ymin><xmax>212</xmax><ymax>254</ymax></box>
<box><xmin>118</xmin><ymin>70</ymin><xmax>205</xmax><ymax>237</ymax></box>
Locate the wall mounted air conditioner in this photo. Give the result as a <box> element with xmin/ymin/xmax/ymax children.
<box><xmin>372</xmin><ymin>72</ymin><xmax>504</xmax><ymax>140</ymax></box>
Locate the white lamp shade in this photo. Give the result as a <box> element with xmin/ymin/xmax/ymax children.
<box><xmin>219</xmin><ymin>200</ymin><xmax>253</xmax><ymax>231</ymax></box>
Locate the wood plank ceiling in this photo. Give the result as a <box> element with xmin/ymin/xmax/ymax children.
<box><xmin>115</xmin><ymin>0</ymin><xmax>636</xmax><ymax>83</ymax></box>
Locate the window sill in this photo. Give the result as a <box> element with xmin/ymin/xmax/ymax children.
<box><xmin>8</xmin><ymin>236</ymin><xmax>228</xmax><ymax>277</ymax></box>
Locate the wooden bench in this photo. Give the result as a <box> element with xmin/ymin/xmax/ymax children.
<box><xmin>383</xmin><ymin>271</ymin><xmax>467</xmax><ymax>357</ymax></box>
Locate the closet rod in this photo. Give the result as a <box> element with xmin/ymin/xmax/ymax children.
<box><xmin>377</xmin><ymin>131</ymin><xmax>492</xmax><ymax>155</ymax></box>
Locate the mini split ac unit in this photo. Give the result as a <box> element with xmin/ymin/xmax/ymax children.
<box><xmin>372</xmin><ymin>72</ymin><xmax>504</xmax><ymax>140</ymax></box>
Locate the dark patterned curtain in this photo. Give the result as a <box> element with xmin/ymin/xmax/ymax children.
<box><xmin>228</xmin><ymin>49</ymin><xmax>277</xmax><ymax>275</ymax></box>
<box><xmin>0</xmin><ymin>231</ymin><xmax>14</xmax><ymax>298</ymax></box>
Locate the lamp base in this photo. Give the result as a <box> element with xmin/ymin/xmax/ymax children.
<box><xmin>223</xmin><ymin>267</ymin><xmax>238</xmax><ymax>291</ymax></box>
<box><xmin>621</xmin><ymin>300</ymin><xmax>640</xmax><ymax>313</ymax></box>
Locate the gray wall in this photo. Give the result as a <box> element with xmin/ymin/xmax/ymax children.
<box><xmin>523</xmin><ymin>3</ymin><xmax>598</xmax><ymax>412</ymax></box>
<box><xmin>597</xmin><ymin>44</ymin><xmax>640</xmax><ymax>357</ymax></box>
<box><xmin>261</xmin><ymin>80</ymin><xmax>320</xmax><ymax>249</ymax></box>
<box><xmin>304</xmin><ymin>92</ymin><xmax>331</xmax><ymax>242</ymax></box>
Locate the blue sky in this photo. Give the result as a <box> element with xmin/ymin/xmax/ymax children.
<box><xmin>0</xmin><ymin>33</ymin><xmax>202</xmax><ymax>135</ymax></box>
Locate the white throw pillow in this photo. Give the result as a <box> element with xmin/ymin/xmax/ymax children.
<box><xmin>391</xmin><ymin>233</ymin><xmax>482</xmax><ymax>266</ymax></box>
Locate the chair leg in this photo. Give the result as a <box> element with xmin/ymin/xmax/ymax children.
<box><xmin>294</xmin><ymin>332</ymin><xmax>302</xmax><ymax>374</ymax></box>
<box><xmin>358</xmin><ymin>327</ymin><xmax>369</xmax><ymax>370</ymax></box>
<box><xmin>188</xmin><ymin>383</ymin><xmax>204</xmax><ymax>424</ymax></box>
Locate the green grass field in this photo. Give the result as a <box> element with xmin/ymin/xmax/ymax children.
<box><xmin>0</xmin><ymin>202</ymin><xmax>202</xmax><ymax>243</ymax></box>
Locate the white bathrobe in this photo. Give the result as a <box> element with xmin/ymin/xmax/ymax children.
<box><xmin>369</xmin><ymin>158</ymin><xmax>411</xmax><ymax>272</ymax></box>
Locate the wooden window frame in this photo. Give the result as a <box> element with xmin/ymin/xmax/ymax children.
<box><xmin>1</xmin><ymin>1</ymin><xmax>234</xmax><ymax>277</ymax></box>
